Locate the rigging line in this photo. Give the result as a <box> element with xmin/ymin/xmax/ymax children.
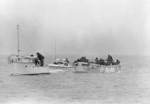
<box><xmin>55</xmin><ymin>35</ymin><xmax>56</xmax><ymax>62</ymax></box>
<box><xmin>20</xmin><ymin>32</ymin><xmax>37</xmax><ymax>53</ymax></box>
<box><xmin>19</xmin><ymin>27</ymin><xmax>39</xmax><ymax>52</ymax></box>
<box><xmin>20</xmin><ymin>27</ymin><xmax>53</xmax><ymax>54</ymax></box>
<box><xmin>19</xmin><ymin>26</ymin><xmax>36</xmax><ymax>52</ymax></box>
<box><xmin>20</xmin><ymin>32</ymin><xmax>52</xmax><ymax>63</ymax></box>
<box><xmin>18</xmin><ymin>26</ymin><xmax>53</xmax><ymax>63</ymax></box>
<box><xmin>19</xmin><ymin>27</ymin><xmax>32</xmax><ymax>35</ymax></box>
<box><xmin>17</xmin><ymin>24</ymin><xmax>20</xmax><ymax>56</ymax></box>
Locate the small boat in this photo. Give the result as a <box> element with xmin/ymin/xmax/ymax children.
<box><xmin>8</xmin><ymin>25</ymin><xmax>50</xmax><ymax>75</ymax></box>
<box><xmin>48</xmin><ymin>58</ymin><xmax>74</xmax><ymax>71</ymax></box>
<box><xmin>74</xmin><ymin>62</ymin><xmax>121</xmax><ymax>73</ymax></box>
<box><xmin>48</xmin><ymin>34</ymin><xmax>74</xmax><ymax>72</ymax></box>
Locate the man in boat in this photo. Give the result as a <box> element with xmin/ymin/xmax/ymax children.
<box><xmin>99</xmin><ymin>58</ymin><xmax>105</xmax><ymax>65</ymax></box>
<box><xmin>65</xmin><ymin>58</ymin><xmax>69</xmax><ymax>63</ymax></box>
<box><xmin>114</xmin><ymin>59</ymin><xmax>120</xmax><ymax>65</ymax></box>
<box><xmin>31</xmin><ymin>55</ymin><xmax>40</xmax><ymax>66</ymax></box>
<box><xmin>36</xmin><ymin>52</ymin><xmax>45</xmax><ymax>66</ymax></box>
<box><xmin>34</xmin><ymin>58</ymin><xmax>40</xmax><ymax>66</ymax></box>
<box><xmin>82</xmin><ymin>57</ymin><xmax>89</xmax><ymax>63</ymax></box>
<box><xmin>95</xmin><ymin>57</ymin><xmax>99</xmax><ymax>64</ymax></box>
<box><xmin>106</xmin><ymin>55</ymin><xmax>114</xmax><ymax>65</ymax></box>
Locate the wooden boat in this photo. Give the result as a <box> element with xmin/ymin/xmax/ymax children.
<box><xmin>8</xmin><ymin>55</ymin><xmax>50</xmax><ymax>75</ymax></box>
<box><xmin>8</xmin><ymin>25</ymin><xmax>50</xmax><ymax>75</ymax></box>
<box><xmin>74</xmin><ymin>62</ymin><xmax>121</xmax><ymax>73</ymax></box>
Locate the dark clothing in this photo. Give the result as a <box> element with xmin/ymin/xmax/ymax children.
<box><xmin>95</xmin><ymin>57</ymin><xmax>99</xmax><ymax>64</ymax></box>
<box><xmin>115</xmin><ymin>60</ymin><xmax>120</xmax><ymax>65</ymax></box>
<box><xmin>35</xmin><ymin>58</ymin><xmax>39</xmax><ymax>66</ymax></box>
<box><xmin>107</xmin><ymin>55</ymin><xmax>114</xmax><ymax>65</ymax></box>
<box><xmin>40</xmin><ymin>59</ymin><xmax>44</xmax><ymax>66</ymax></box>
<box><xmin>37</xmin><ymin>53</ymin><xmax>44</xmax><ymax>60</ymax></box>
<box><xmin>65</xmin><ymin>58</ymin><xmax>69</xmax><ymax>63</ymax></box>
<box><xmin>99</xmin><ymin>58</ymin><xmax>105</xmax><ymax>65</ymax></box>
<box><xmin>37</xmin><ymin>52</ymin><xmax>45</xmax><ymax>66</ymax></box>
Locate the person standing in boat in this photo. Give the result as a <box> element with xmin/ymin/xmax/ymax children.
<box><xmin>107</xmin><ymin>55</ymin><xmax>114</xmax><ymax>65</ymax></box>
<box><xmin>65</xmin><ymin>58</ymin><xmax>69</xmax><ymax>63</ymax></box>
<box><xmin>36</xmin><ymin>52</ymin><xmax>45</xmax><ymax>66</ymax></box>
<box><xmin>31</xmin><ymin>55</ymin><xmax>40</xmax><ymax>66</ymax></box>
<box><xmin>95</xmin><ymin>57</ymin><xmax>99</xmax><ymax>64</ymax></box>
<box><xmin>34</xmin><ymin>58</ymin><xmax>40</xmax><ymax>66</ymax></box>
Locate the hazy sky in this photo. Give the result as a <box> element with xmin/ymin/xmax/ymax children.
<box><xmin>0</xmin><ymin>0</ymin><xmax>150</xmax><ymax>56</ymax></box>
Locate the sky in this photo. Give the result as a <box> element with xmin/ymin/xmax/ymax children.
<box><xmin>0</xmin><ymin>0</ymin><xmax>150</xmax><ymax>56</ymax></box>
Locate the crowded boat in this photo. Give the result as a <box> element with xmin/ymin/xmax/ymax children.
<box><xmin>73</xmin><ymin>55</ymin><xmax>121</xmax><ymax>73</ymax></box>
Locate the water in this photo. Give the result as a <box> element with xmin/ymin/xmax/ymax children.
<box><xmin>0</xmin><ymin>55</ymin><xmax>150</xmax><ymax>104</ymax></box>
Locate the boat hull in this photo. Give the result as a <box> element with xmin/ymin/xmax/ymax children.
<box><xmin>48</xmin><ymin>66</ymin><xmax>75</xmax><ymax>73</ymax></box>
<box><xmin>48</xmin><ymin>64</ymin><xmax>75</xmax><ymax>70</ymax></box>
<box><xmin>99</xmin><ymin>65</ymin><xmax>121</xmax><ymax>73</ymax></box>
<box><xmin>10</xmin><ymin>63</ymin><xmax>50</xmax><ymax>75</ymax></box>
<box><xmin>74</xmin><ymin>65</ymin><xmax>89</xmax><ymax>73</ymax></box>
<box><xmin>74</xmin><ymin>63</ymin><xmax>121</xmax><ymax>73</ymax></box>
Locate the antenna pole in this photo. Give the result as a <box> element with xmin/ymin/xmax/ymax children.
<box><xmin>17</xmin><ymin>24</ymin><xmax>20</xmax><ymax>56</ymax></box>
<box><xmin>55</xmin><ymin>35</ymin><xmax>56</xmax><ymax>62</ymax></box>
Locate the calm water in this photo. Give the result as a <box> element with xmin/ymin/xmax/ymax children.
<box><xmin>0</xmin><ymin>55</ymin><xmax>150</xmax><ymax>104</ymax></box>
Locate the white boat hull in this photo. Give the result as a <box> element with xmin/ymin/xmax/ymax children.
<box><xmin>74</xmin><ymin>63</ymin><xmax>121</xmax><ymax>73</ymax></box>
<box><xmin>74</xmin><ymin>65</ymin><xmax>88</xmax><ymax>73</ymax></box>
<box><xmin>99</xmin><ymin>65</ymin><xmax>121</xmax><ymax>73</ymax></box>
<box><xmin>48</xmin><ymin>64</ymin><xmax>74</xmax><ymax>70</ymax></box>
<box><xmin>10</xmin><ymin>63</ymin><xmax>50</xmax><ymax>75</ymax></box>
<box><xmin>49</xmin><ymin>69</ymin><xmax>66</xmax><ymax>73</ymax></box>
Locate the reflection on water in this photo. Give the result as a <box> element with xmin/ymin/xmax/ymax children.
<box><xmin>0</xmin><ymin>56</ymin><xmax>150</xmax><ymax>104</ymax></box>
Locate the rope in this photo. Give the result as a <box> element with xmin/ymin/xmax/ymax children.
<box><xmin>14</xmin><ymin>24</ymin><xmax>53</xmax><ymax>63</ymax></box>
<box><xmin>19</xmin><ymin>26</ymin><xmax>37</xmax><ymax>53</ymax></box>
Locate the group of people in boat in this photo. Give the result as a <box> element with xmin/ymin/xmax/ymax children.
<box><xmin>53</xmin><ymin>58</ymin><xmax>69</xmax><ymax>65</ymax></box>
<box><xmin>95</xmin><ymin>55</ymin><xmax>120</xmax><ymax>65</ymax></box>
<box><xmin>32</xmin><ymin>53</ymin><xmax>120</xmax><ymax>67</ymax></box>
<box><xmin>74</xmin><ymin>55</ymin><xmax>120</xmax><ymax>66</ymax></box>
<box><xmin>74</xmin><ymin>57</ymin><xmax>89</xmax><ymax>63</ymax></box>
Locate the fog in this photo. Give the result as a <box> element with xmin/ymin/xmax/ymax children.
<box><xmin>0</xmin><ymin>0</ymin><xmax>150</xmax><ymax>56</ymax></box>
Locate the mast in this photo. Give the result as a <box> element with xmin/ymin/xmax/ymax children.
<box><xmin>17</xmin><ymin>24</ymin><xmax>20</xmax><ymax>56</ymax></box>
<box><xmin>55</xmin><ymin>35</ymin><xmax>56</xmax><ymax>62</ymax></box>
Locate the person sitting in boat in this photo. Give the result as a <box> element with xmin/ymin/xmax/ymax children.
<box><xmin>106</xmin><ymin>55</ymin><xmax>114</xmax><ymax>65</ymax></box>
<box><xmin>99</xmin><ymin>58</ymin><xmax>105</xmax><ymax>65</ymax></box>
<box><xmin>82</xmin><ymin>57</ymin><xmax>89</xmax><ymax>62</ymax></box>
<box><xmin>74</xmin><ymin>57</ymin><xmax>89</xmax><ymax>63</ymax></box>
<box><xmin>65</xmin><ymin>58</ymin><xmax>69</xmax><ymax>63</ymax></box>
<box><xmin>95</xmin><ymin>57</ymin><xmax>99</xmax><ymax>64</ymax></box>
<box><xmin>36</xmin><ymin>52</ymin><xmax>45</xmax><ymax>66</ymax></box>
<box><xmin>113</xmin><ymin>59</ymin><xmax>120</xmax><ymax>65</ymax></box>
<box><xmin>34</xmin><ymin>58</ymin><xmax>40</xmax><ymax>66</ymax></box>
<box><xmin>80</xmin><ymin>57</ymin><xmax>84</xmax><ymax>62</ymax></box>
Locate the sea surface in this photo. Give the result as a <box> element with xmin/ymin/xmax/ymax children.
<box><xmin>0</xmin><ymin>55</ymin><xmax>150</xmax><ymax>104</ymax></box>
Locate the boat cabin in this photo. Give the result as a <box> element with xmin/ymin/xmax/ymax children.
<box><xmin>8</xmin><ymin>55</ymin><xmax>37</xmax><ymax>64</ymax></box>
<box><xmin>53</xmin><ymin>58</ymin><xmax>69</xmax><ymax>66</ymax></box>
